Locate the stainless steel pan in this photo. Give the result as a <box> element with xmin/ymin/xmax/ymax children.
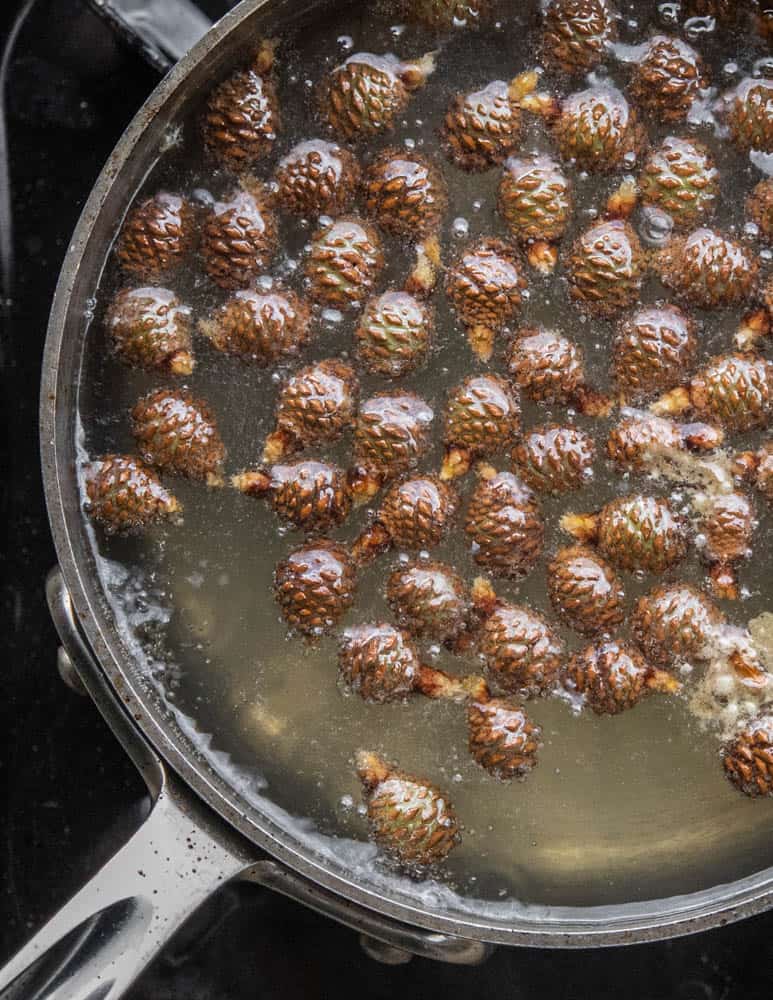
<box><xmin>3</xmin><ymin>1</ymin><xmax>773</xmax><ymax>997</ymax></box>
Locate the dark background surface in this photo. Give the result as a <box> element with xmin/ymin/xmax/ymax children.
<box><xmin>0</xmin><ymin>1</ymin><xmax>772</xmax><ymax>996</ymax></box>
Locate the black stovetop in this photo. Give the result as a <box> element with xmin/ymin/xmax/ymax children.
<box><xmin>1</xmin><ymin>2</ymin><xmax>772</xmax><ymax>996</ymax></box>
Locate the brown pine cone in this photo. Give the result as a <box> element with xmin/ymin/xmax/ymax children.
<box><xmin>442</xmin><ymin>374</ymin><xmax>521</xmax><ymax>479</ymax></box>
<box><xmin>541</xmin><ymin>0</ymin><xmax>618</xmax><ymax>75</ymax></box>
<box><xmin>563</xmin><ymin>640</ymin><xmax>676</xmax><ymax>715</ymax></box>
<box><xmin>465</xmin><ymin>468</ymin><xmax>544</xmax><ymax>578</ymax></box>
<box><xmin>441</xmin><ymin>75</ymin><xmax>535</xmax><ymax>173</ymax></box>
<box><xmin>628</xmin><ymin>35</ymin><xmax>707</xmax><ymax>124</ymax></box>
<box><xmin>233</xmin><ymin>460</ymin><xmax>350</xmax><ymax>534</ymax></box>
<box><xmin>512</xmin><ymin>425</ymin><xmax>595</xmax><ymax>495</ymax></box>
<box><xmin>406</xmin><ymin>0</ymin><xmax>490</xmax><ymax>29</ymax></box>
<box><xmin>115</xmin><ymin>192</ymin><xmax>195</xmax><ymax>281</ymax></box>
<box><xmin>478</xmin><ymin>601</ymin><xmax>564</xmax><ymax>697</ymax></box>
<box><xmin>201</xmin><ymin>182</ymin><xmax>278</xmax><ymax>290</ymax></box>
<box><xmin>547</xmin><ymin>545</ymin><xmax>625</xmax><ymax>636</ymax></box>
<box><xmin>721</xmin><ymin>77</ymin><xmax>773</xmax><ymax>155</ymax></box>
<box><xmin>567</xmin><ymin>220</ymin><xmax>645</xmax><ymax>319</ymax></box>
<box><xmin>386</xmin><ymin>561</ymin><xmax>468</xmax><ymax>643</ymax></box>
<box><xmin>498</xmin><ymin>154</ymin><xmax>573</xmax><ymax>246</ymax></box>
<box><xmin>632</xmin><ymin>582</ymin><xmax>724</xmax><ymax>667</ymax></box>
<box><xmin>507</xmin><ymin>327</ymin><xmax>610</xmax><ymax>416</ymax></box>
<box><xmin>750</xmin><ymin>441</ymin><xmax>773</xmax><ymax>502</ymax></box>
<box><xmin>639</xmin><ymin>137</ymin><xmax>719</xmax><ymax>231</ymax></box>
<box><xmin>351</xmin><ymin>392</ymin><xmax>434</xmax><ymax>498</ymax></box>
<box><xmin>606</xmin><ymin>412</ymin><xmax>723</xmax><ymax>473</ymax></box>
<box><xmin>201</xmin><ymin>44</ymin><xmax>280</xmax><ymax>170</ymax></box>
<box><xmin>131</xmin><ymin>389</ymin><xmax>226</xmax><ymax>484</ymax></box>
<box><xmin>467</xmin><ymin>698</ymin><xmax>542</xmax><ymax>780</ymax></box>
<box><xmin>747</xmin><ymin>178</ymin><xmax>773</xmax><ymax>242</ymax></box>
<box><xmin>338</xmin><ymin>623</ymin><xmax>419</xmax><ymax>703</ymax></box>
<box><xmin>355</xmin><ymin>292</ymin><xmax>432</xmax><ymax>378</ymax></box>
<box><xmin>274</xmin><ymin>539</ymin><xmax>356</xmax><ymax>636</ymax></box>
<box><xmin>274</xmin><ymin>139</ymin><xmax>360</xmax><ymax>218</ymax></box>
<box><xmin>553</xmin><ymin>86</ymin><xmax>648</xmax><ymax>173</ymax></box>
<box><xmin>697</xmin><ymin>491</ymin><xmax>756</xmax><ymax>600</ymax></box>
<box><xmin>363</xmin><ymin>148</ymin><xmax>448</xmax><ymax>238</ymax></box>
<box><xmin>200</xmin><ymin>287</ymin><xmax>311</xmax><ymax>366</ymax></box>
<box><xmin>723</xmin><ymin>716</ymin><xmax>773</xmax><ymax>798</ymax></box>
<box><xmin>305</xmin><ymin>216</ymin><xmax>385</xmax><ymax>309</ymax></box>
<box><xmin>85</xmin><ymin>455</ymin><xmax>181</xmax><ymax>534</ymax></box>
<box><xmin>105</xmin><ymin>287</ymin><xmax>193</xmax><ymax>375</ymax></box>
<box><xmin>653</xmin><ymin>229</ymin><xmax>759</xmax><ymax>310</ymax></box>
<box><xmin>376</xmin><ymin>476</ymin><xmax>457</xmax><ymax>551</ymax></box>
<box><xmin>612</xmin><ymin>304</ymin><xmax>698</xmax><ymax>402</ymax></box>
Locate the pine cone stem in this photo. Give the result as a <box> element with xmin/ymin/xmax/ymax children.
<box><xmin>468</xmin><ymin>324</ymin><xmax>495</xmax><ymax>361</ymax></box>
<box><xmin>527</xmin><ymin>241</ymin><xmax>558</xmax><ymax>275</ymax></box>
<box><xmin>169</xmin><ymin>350</ymin><xmax>195</xmax><ymax>376</ymax></box>
<box><xmin>681</xmin><ymin>422</ymin><xmax>724</xmax><ymax>451</ymax></box>
<box><xmin>351</xmin><ymin>522</ymin><xmax>392</xmax><ymax>566</ymax></box>
<box><xmin>606</xmin><ymin>179</ymin><xmax>638</xmax><ymax>220</ymax></box>
<box><xmin>470</xmin><ymin>576</ymin><xmax>497</xmax><ymax>617</ymax></box>
<box><xmin>400</xmin><ymin>51</ymin><xmax>437</xmax><ymax>90</ymax></box>
<box><xmin>440</xmin><ymin>446</ymin><xmax>471</xmax><ymax>481</ymax></box>
<box><xmin>347</xmin><ymin>466</ymin><xmax>383</xmax><ymax>506</ymax></box>
<box><xmin>263</xmin><ymin>429</ymin><xmax>292</xmax><ymax>464</ymax></box>
<box><xmin>647</xmin><ymin>669</ymin><xmax>682</xmax><ymax>695</ymax></box>
<box><xmin>651</xmin><ymin>385</ymin><xmax>691</xmax><ymax>417</ymax></box>
<box><xmin>232</xmin><ymin>470</ymin><xmax>272</xmax><ymax>496</ymax></box>
<box><xmin>729</xmin><ymin>649</ymin><xmax>769</xmax><ymax>689</ymax></box>
<box><xmin>573</xmin><ymin>386</ymin><xmax>614</xmax><ymax>418</ymax></box>
<box><xmin>406</xmin><ymin>236</ymin><xmax>441</xmax><ymax>298</ymax></box>
<box><xmin>560</xmin><ymin>511</ymin><xmax>599</xmax><ymax>543</ymax></box>
<box><xmin>736</xmin><ymin>309</ymin><xmax>770</xmax><ymax>352</ymax></box>
<box><xmin>416</xmin><ymin>665</ymin><xmax>489</xmax><ymax>703</ymax></box>
<box><xmin>355</xmin><ymin>750</ymin><xmax>391</xmax><ymax>789</ymax></box>
<box><xmin>253</xmin><ymin>38</ymin><xmax>278</xmax><ymax>74</ymax></box>
<box><xmin>709</xmin><ymin>562</ymin><xmax>739</xmax><ymax>601</ymax></box>
<box><xmin>508</xmin><ymin>69</ymin><xmax>539</xmax><ymax>103</ymax></box>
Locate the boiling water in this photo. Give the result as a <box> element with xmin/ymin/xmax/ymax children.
<box><xmin>77</xmin><ymin>0</ymin><xmax>773</xmax><ymax>911</ymax></box>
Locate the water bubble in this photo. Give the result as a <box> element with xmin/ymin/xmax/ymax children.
<box><xmin>761</xmin><ymin>248</ymin><xmax>773</xmax><ymax>263</ymax></box>
<box><xmin>622</xmin><ymin>150</ymin><xmax>638</xmax><ymax>169</ymax></box>
<box><xmin>640</xmin><ymin>206</ymin><xmax>674</xmax><ymax>248</ymax></box>
<box><xmin>754</xmin><ymin>57</ymin><xmax>773</xmax><ymax>79</ymax></box>
<box><xmin>658</xmin><ymin>3</ymin><xmax>680</xmax><ymax>27</ymax></box>
<box><xmin>684</xmin><ymin>16</ymin><xmax>715</xmax><ymax>41</ymax></box>
<box><xmin>322</xmin><ymin>308</ymin><xmax>344</xmax><ymax>324</ymax></box>
<box><xmin>452</xmin><ymin>217</ymin><xmax>470</xmax><ymax>238</ymax></box>
<box><xmin>339</xmin><ymin>793</ymin><xmax>354</xmax><ymax>810</ymax></box>
<box><xmin>337</xmin><ymin>35</ymin><xmax>354</xmax><ymax>51</ymax></box>
<box><xmin>403</xmin><ymin>137</ymin><xmax>416</xmax><ymax>150</ymax></box>
<box><xmin>723</xmin><ymin>62</ymin><xmax>739</xmax><ymax>79</ymax></box>
<box><xmin>452</xmin><ymin>772</ymin><xmax>463</xmax><ymax>783</ymax></box>
<box><xmin>390</xmin><ymin>23</ymin><xmax>406</xmax><ymax>37</ymax></box>
<box><xmin>472</xmin><ymin>199</ymin><xmax>484</xmax><ymax>213</ymax></box>
<box><xmin>744</xmin><ymin>221</ymin><xmax>761</xmax><ymax>240</ymax></box>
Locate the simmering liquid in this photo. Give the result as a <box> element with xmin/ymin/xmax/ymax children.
<box><xmin>76</xmin><ymin>0</ymin><xmax>773</xmax><ymax>912</ymax></box>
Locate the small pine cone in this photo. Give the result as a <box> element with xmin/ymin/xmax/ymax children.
<box><xmin>467</xmin><ymin>698</ymin><xmax>542</xmax><ymax>780</ymax></box>
<box><xmin>478</xmin><ymin>601</ymin><xmax>564</xmax><ymax>697</ymax></box>
<box><xmin>747</xmin><ymin>178</ymin><xmax>773</xmax><ymax>242</ymax></box>
<box><xmin>234</xmin><ymin>460</ymin><xmax>350</xmax><ymax>534</ymax></box>
<box><xmin>508</xmin><ymin>327</ymin><xmax>594</xmax><ymax>408</ymax></box>
<box><xmin>613</xmin><ymin>304</ymin><xmax>697</xmax><ymax>402</ymax></box>
<box><xmin>274</xmin><ymin>539</ymin><xmax>356</xmax><ymax>636</ymax></box>
<box><xmin>721</xmin><ymin>77</ymin><xmax>773</xmax><ymax>155</ymax></box>
<box><xmin>319</xmin><ymin>52</ymin><xmax>434</xmax><ymax>141</ymax></box>
<box><xmin>723</xmin><ymin>716</ymin><xmax>773</xmax><ymax>798</ymax></box>
<box><xmin>628</xmin><ymin>35</ymin><xmax>707</xmax><ymax>124</ymax></box>
<box><xmin>85</xmin><ymin>455</ymin><xmax>181</xmax><ymax>533</ymax></box>
<box><xmin>338</xmin><ymin>623</ymin><xmax>419</xmax><ymax>703</ymax></box>
<box><xmin>355</xmin><ymin>292</ymin><xmax>432</xmax><ymax>378</ymax></box>
<box><xmin>201</xmin><ymin>47</ymin><xmax>279</xmax><ymax>170</ymax></box>
<box><xmin>605</xmin><ymin>413</ymin><xmax>723</xmax><ymax>472</ymax></box>
<box><xmin>275</xmin><ymin>140</ymin><xmax>360</xmax><ymax>218</ymax></box>
<box><xmin>465</xmin><ymin>470</ymin><xmax>545</xmax><ymax>578</ymax></box>
<box><xmin>386</xmin><ymin>561</ymin><xmax>467</xmax><ymax>643</ymax></box>
<box><xmin>105</xmin><ymin>287</ymin><xmax>193</xmax><ymax>375</ymax></box>
<box><xmin>377</xmin><ymin>475</ymin><xmax>457</xmax><ymax>551</ymax></box>
<box><xmin>266</xmin><ymin>359</ymin><xmax>359</xmax><ymax>462</ymax></box>
<box><xmin>115</xmin><ymin>192</ymin><xmax>195</xmax><ymax>281</ymax></box>
<box><xmin>356</xmin><ymin>750</ymin><xmax>460</xmax><ymax>866</ymax></box>
<box><xmin>498</xmin><ymin>154</ymin><xmax>573</xmax><ymax>245</ymax></box>
<box><xmin>512</xmin><ymin>424</ymin><xmax>595</xmax><ymax>495</ymax></box>
<box><xmin>201</xmin><ymin>287</ymin><xmax>311</xmax><ymax>366</ymax></box>
<box><xmin>632</xmin><ymin>582</ymin><xmax>724</xmax><ymax>667</ymax></box>
<box><xmin>541</xmin><ymin>0</ymin><xmax>618</xmax><ymax>75</ymax></box>
<box><xmin>753</xmin><ymin>441</ymin><xmax>773</xmax><ymax>502</ymax></box>
<box><xmin>446</xmin><ymin>238</ymin><xmax>528</xmax><ymax>361</ymax></box>
<box><xmin>567</xmin><ymin>219</ymin><xmax>645</xmax><ymax>319</ymax></box>
<box><xmin>639</xmin><ymin>137</ymin><xmax>719</xmax><ymax>231</ymax></box>
<box><xmin>131</xmin><ymin>389</ymin><xmax>225</xmax><ymax>483</ymax></box>
<box><xmin>698</xmin><ymin>491</ymin><xmax>756</xmax><ymax>599</ymax></box>
<box><xmin>563</xmin><ymin>640</ymin><xmax>665</xmax><ymax>715</ymax></box>
<box><xmin>685</xmin><ymin>353</ymin><xmax>773</xmax><ymax>434</ymax></box>
<box><xmin>305</xmin><ymin>216</ymin><xmax>385</xmax><ymax>309</ymax></box>
<box><xmin>406</xmin><ymin>0</ymin><xmax>490</xmax><ymax>29</ymax></box>
<box><xmin>443</xmin><ymin>375</ymin><xmax>521</xmax><ymax>473</ymax></box>
<box><xmin>353</xmin><ymin>392</ymin><xmax>434</xmax><ymax>484</ymax></box>
<box><xmin>441</xmin><ymin>80</ymin><xmax>523</xmax><ymax>173</ymax></box>
<box><xmin>201</xmin><ymin>183</ymin><xmax>278</xmax><ymax>290</ymax></box>
<box><xmin>547</xmin><ymin>545</ymin><xmax>625</xmax><ymax>636</ymax></box>
<box><xmin>653</xmin><ymin>229</ymin><xmax>759</xmax><ymax>310</ymax></box>
<box><xmin>552</xmin><ymin>86</ymin><xmax>648</xmax><ymax>174</ymax></box>
<box><xmin>363</xmin><ymin>148</ymin><xmax>448</xmax><ymax>239</ymax></box>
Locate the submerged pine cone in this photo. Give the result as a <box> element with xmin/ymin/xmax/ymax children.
<box><xmin>465</xmin><ymin>469</ymin><xmax>545</xmax><ymax>578</ymax></box>
<box><xmin>628</xmin><ymin>35</ymin><xmax>707</xmax><ymax>123</ymax></box>
<box><xmin>338</xmin><ymin>623</ymin><xmax>419</xmax><ymax>703</ymax></box>
<box><xmin>305</xmin><ymin>216</ymin><xmax>385</xmax><ymax>309</ymax></box>
<box><xmin>541</xmin><ymin>0</ymin><xmax>618</xmax><ymax>75</ymax></box>
<box><xmin>115</xmin><ymin>192</ymin><xmax>195</xmax><ymax>281</ymax></box>
<box><xmin>442</xmin><ymin>374</ymin><xmax>521</xmax><ymax>476</ymax></box>
<box><xmin>512</xmin><ymin>425</ymin><xmax>595</xmax><ymax>495</ymax></box>
<box><xmin>377</xmin><ymin>476</ymin><xmax>457</xmax><ymax>551</ymax></box>
<box><xmin>352</xmin><ymin>392</ymin><xmax>434</xmax><ymax>489</ymax></box>
<box><xmin>498</xmin><ymin>154</ymin><xmax>573</xmax><ymax>245</ymax></box>
<box><xmin>274</xmin><ymin>139</ymin><xmax>360</xmax><ymax>218</ymax></box>
<box><xmin>441</xmin><ymin>78</ymin><xmax>528</xmax><ymax>173</ymax></box>
<box><xmin>567</xmin><ymin>220</ymin><xmax>645</xmax><ymax>319</ymax></box>
<box><xmin>106</xmin><ymin>287</ymin><xmax>193</xmax><ymax>375</ymax></box>
<box><xmin>201</xmin><ymin>45</ymin><xmax>279</xmax><ymax>170</ymax></box>
<box><xmin>721</xmin><ymin>77</ymin><xmax>773</xmax><ymax>154</ymax></box>
<box><xmin>653</xmin><ymin>229</ymin><xmax>759</xmax><ymax>309</ymax></box>
<box><xmin>467</xmin><ymin>699</ymin><xmax>542</xmax><ymax>780</ymax></box>
<box><xmin>233</xmin><ymin>460</ymin><xmax>350</xmax><ymax>533</ymax></box>
<box><xmin>446</xmin><ymin>238</ymin><xmax>528</xmax><ymax>361</ymax></box>
<box><xmin>613</xmin><ymin>304</ymin><xmax>698</xmax><ymax>402</ymax></box>
<box><xmin>479</xmin><ymin>601</ymin><xmax>564</xmax><ymax>698</ymax></box>
<box><xmin>356</xmin><ymin>750</ymin><xmax>460</xmax><ymax>866</ymax></box>
<box><xmin>548</xmin><ymin>545</ymin><xmax>625</xmax><ymax>636</ymax></box>
<box><xmin>563</xmin><ymin>640</ymin><xmax>674</xmax><ymax>715</ymax></box>
<box><xmin>698</xmin><ymin>491</ymin><xmax>756</xmax><ymax>600</ymax></box>
<box><xmin>265</xmin><ymin>359</ymin><xmax>359</xmax><ymax>462</ymax></box>
<box><xmin>85</xmin><ymin>455</ymin><xmax>181</xmax><ymax>534</ymax></box>
<box><xmin>363</xmin><ymin>148</ymin><xmax>447</xmax><ymax>238</ymax></box>
<box><xmin>562</xmin><ymin>494</ymin><xmax>688</xmax><ymax>574</ymax></box>
<box><xmin>723</xmin><ymin>716</ymin><xmax>773</xmax><ymax>798</ymax></box>
<box><xmin>274</xmin><ymin>539</ymin><xmax>355</xmax><ymax>636</ymax></box>
<box><xmin>320</xmin><ymin>52</ymin><xmax>434</xmax><ymax>141</ymax></box>
<box><xmin>201</xmin><ymin>183</ymin><xmax>278</xmax><ymax>290</ymax></box>
<box><xmin>639</xmin><ymin>137</ymin><xmax>719</xmax><ymax>231</ymax></box>
<box><xmin>507</xmin><ymin>327</ymin><xmax>610</xmax><ymax>416</ymax></box>
<box><xmin>553</xmin><ymin>86</ymin><xmax>647</xmax><ymax>173</ymax></box>
<box><xmin>632</xmin><ymin>582</ymin><xmax>724</xmax><ymax>667</ymax></box>
<box><xmin>606</xmin><ymin>412</ymin><xmax>723</xmax><ymax>472</ymax></box>
<box><xmin>386</xmin><ymin>561</ymin><xmax>467</xmax><ymax>643</ymax></box>
<box><xmin>747</xmin><ymin>178</ymin><xmax>773</xmax><ymax>242</ymax></box>
<box><xmin>355</xmin><ymin>292</ymin><xmax>432</xmax><ymax>378</ymax></box>
<box><xmin>200</xmin><ymin>287</ymin><xmax>311</xmax><ymax>366</ymax></box>
<box><xmin>406</xmin><ymin>0</ymin><xmax>490</xmax><ymax>29</ymax></box>
<box><xmin>131</xmin><ymin>389</ymin><xmax>225</xmax><ymax>483</ymax></box>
